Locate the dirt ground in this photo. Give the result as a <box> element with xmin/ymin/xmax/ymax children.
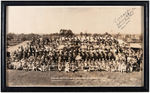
<box><xmin>6</xmin><ymin>70</ymin><xmax>143</xmax><ymax>87</ymax></box>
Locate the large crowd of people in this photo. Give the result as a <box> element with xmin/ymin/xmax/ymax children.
<box><xmin>7</xmin><ymin>32</ymin><xmax>143</xmax><ymax>73</ymax></box>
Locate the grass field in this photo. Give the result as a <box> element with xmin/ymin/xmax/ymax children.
<box><xmin>6</xmin><ymin>70</ymin><xmax>143</xmax><ymax>87</ymax></box>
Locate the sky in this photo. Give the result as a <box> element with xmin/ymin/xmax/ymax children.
<box><xmin>6</xmin><ymin>6</ymin><xmax>143</xmax><ymax>34</ymax></box>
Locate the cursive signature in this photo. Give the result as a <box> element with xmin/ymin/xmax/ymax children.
<box><xmin>114</xmin><ymin>8</ymin><xmax>136</xmax><ymax>30</ymax></box>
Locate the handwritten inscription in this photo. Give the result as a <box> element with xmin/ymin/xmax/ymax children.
<box><xmin>114</xmin><ymin>8</ymin><xmax>136</xmax><ymax>30</ymax></box>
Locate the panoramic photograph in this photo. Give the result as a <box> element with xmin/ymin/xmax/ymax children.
<box><xmin>6</xmin><ymin>6</ymin><xmax>144</xmax><ymax>87</ymax></box>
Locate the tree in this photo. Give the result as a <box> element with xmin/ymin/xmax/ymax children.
<box><xmin>60</xmin><ymin>29</ymin><xmax>74</xmax><ymax>37</ymax></box>
<box><xmin>7</xmin><ymin>33</ymin><xmax>15</xmax><ymax>41</ymax></box>
<box><xmin>80</xmin><ymin>32</ymin><xmax>83</xmax><ymax>36</ymax></box>
<box><xmin>139</xmin><ymin>34</ymin><xmax>143</xmax><ymax>42</ymax></box>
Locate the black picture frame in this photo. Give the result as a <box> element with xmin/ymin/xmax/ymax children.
<box><xmin>1</xmin><ymin>1</ymin><xmax>149</xmax><ymax>92</ymax></box>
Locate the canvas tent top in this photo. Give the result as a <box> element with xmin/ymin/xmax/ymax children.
<box><xmin>117</xmin><ymin>39</ymin><xmax>127</xmax><ymax>45</ymax></box>
<box><xmin>129</xmin><ymin>43</ymin><xmax>142</xmax><ymax>49</ymax></box>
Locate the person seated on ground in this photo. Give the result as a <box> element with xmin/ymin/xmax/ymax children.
<box><xmin>58</xmin><ymin>62</ymin><xmax>63</xmax><ymax>72</ymax></box>
<box><xmin>118</xmin><ymin>61</ymin><xmax>127</xmax><ymax>73</ymax></box>
<box><xmin>65</xmin><ymin>62</ymin><xmax>70</xmax><ymax>73</ymax></box>
<box><xmin>70</xmin><ymin>62</ymin><xmax>76</xmax><ymax>72</ymax></box>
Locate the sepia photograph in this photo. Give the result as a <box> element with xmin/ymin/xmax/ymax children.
<box><xmin>5</xmin><ymin>5</ymin><xmax>145</xmax><ymax>87</ymax></box>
